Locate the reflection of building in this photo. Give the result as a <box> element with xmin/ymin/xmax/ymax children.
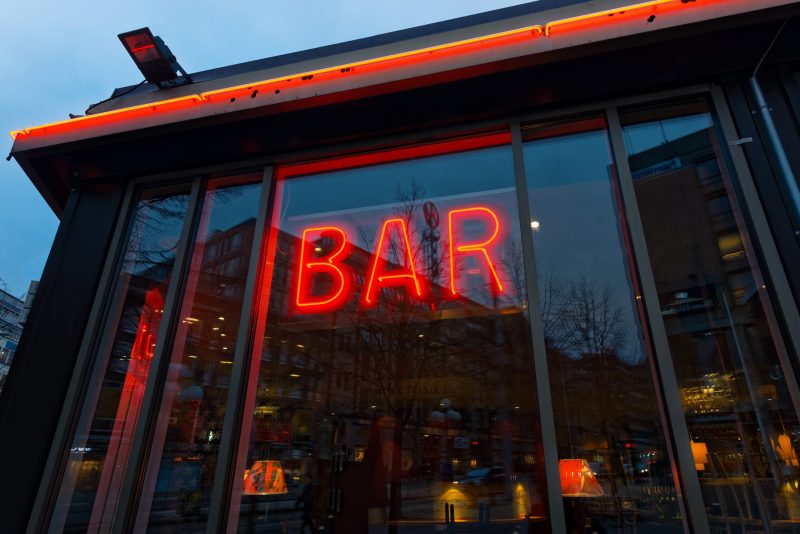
<box><xmin>249</xmin><ymin>227</ymin><xmax>542</xmax><ymax>522</ymax></box>
<box><xmin>5</xmin><ymin>1</ymin><xmax>800</xmax><ymax>533</ymax></box>
<box><xmin>632</xmin><ymin>120</ymin><xmax>800</xmax><ymax>527</ymax></box>
<box><xmin>0</xmin><ymin>289</ymin><xmax>24</xmax><ymax>393</ymax></box>
<box><xmin>0</xmin><ymin>282</ymin><xmax>36</xmax><ymax>394</ymax></box>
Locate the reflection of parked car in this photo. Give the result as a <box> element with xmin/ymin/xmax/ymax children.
<box><xmin>455</xmin><ymin>467</ymin><xmax>510</xmax><ymax>504</ymax></box>
<box><xmin>455</xmin><ymin>467</ymin><xmax>505</xmax><ymax>486</ymax></box>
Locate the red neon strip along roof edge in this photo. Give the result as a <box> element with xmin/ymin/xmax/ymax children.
<box><xmin>11</xmin><ymin>0</ymin><xmax>725</xmax><ymax>142</ymax></box>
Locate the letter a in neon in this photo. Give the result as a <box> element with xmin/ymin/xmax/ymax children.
<box><xmin>295</xmin><ymin>226</ymin><xmax>352</xmax><ymax>313</ymax></box>
<box><xmin>448</xmin><ymin>206</ymin><xmax>504</xmax><ymax>296</ymax></box>
<box><xmin>363</xmin><ymin>218</ymin><xmax>423</xmax><ymax>306</ymax></box>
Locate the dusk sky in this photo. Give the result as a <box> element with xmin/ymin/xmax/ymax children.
<box><xmin>0</xmin><ymin>0</ymin><xmax>529</xmax><ymax>297</ymax></box>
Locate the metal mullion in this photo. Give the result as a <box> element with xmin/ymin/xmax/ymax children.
<box><xmin>206</xmin><ymin>166</ymin><xmax>275</xmax><ymax>533</ymax></box>
<box><xmin>605</xmin><ymin>106</ymin><xmax>710</xmax><ymax>534</ymax></box>
<box><xmin>23</xmin><ymin>182</ymin><xmax>133</xmax><ymax>534</ymax></box>
<box><xmin>709</xmin><ymin>84</ymin><xmax>800</xmax><ymax>411</ymax></box>
<box><xmin>510</xmin><ymin>123</ymin><xmax>566</xmax><ymax>533</ymax></box>
<box><xmin>112</xmin><ymin>176</ymin><xmax>205</xmax><ymax>534</ymax></box>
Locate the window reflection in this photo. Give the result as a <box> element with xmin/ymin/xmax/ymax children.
<box><xmin>49</xmin><ymin>187</ymin><xmax>190</xmax><ymax>533</ymax></box>
<box><xmin>523</xmin><ymin>118</ymin><xmax>684</xmax><ymax>533</ymax></box>
<box><xmin>623</xmin><ymin>99</ymin><xmax>800</xmax><ymax>532</ymax></box>
<box><xmin>231</xmin><ymin>140</ymin><xmax>549</xmax><ymax>533</ymax></box>
<box><xmin>134</xmin><ymin>177</ymin><xmax>262</xmax><ymax>532</ymax></box>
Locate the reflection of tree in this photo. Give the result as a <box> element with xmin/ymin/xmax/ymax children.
<box><xmin>124</xmin><ymin>194</ymin><xmax>189</xmax><ymax>279</ymax></box>
<box><xmin>540</xmin><ymin>272</ymin><xmax>670</xmax><ymax>492</ymax></box>
<box><xmin>547</xmin><ymin>276</ymin><xmax>626</xmax><ymax>359</ymax></box>
<box><xmin>347</xmin><ymin>181</ymin><xmax>452</xmax><ymax>530</ymax></box>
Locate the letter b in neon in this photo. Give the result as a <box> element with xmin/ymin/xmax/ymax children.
<box><xmin>295</xmin><ymin>226</ymin><xmax>352</xmax><ymax>313</ymax></box>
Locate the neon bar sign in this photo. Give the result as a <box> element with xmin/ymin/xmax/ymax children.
<box><xmin>294</xmin><ymin>205</ymin><xmax>506</xmax><ymax>314</ymax></box>
<box><xmin>11</xmin><ymin>0</ymin><xmax>727</xmax><ymax>141</ymax></box>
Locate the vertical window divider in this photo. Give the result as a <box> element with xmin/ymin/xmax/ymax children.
<box><xmin>709</xmin><ymin>84</ymin><xmax>800</xmax><ymax>385</ymax></box>
<box><xmin>510</xmin><ymin>122</ymin><xmax>567</xmax><ymax>533</ymax></box>
<box><xmin>206</xmin><ymin>166</ymin><xmax>275</xmax><ymax>534</ymax></box>
<box><xmin>27</xmin><ymin>181</ymin><xmax>136</xmax><ymax>534</ymax></box>
<box><xmin>112</xmin><ymin>176</ymin><xmax>205</xmax><ymax>534</ymax></box>
<box><xmin>604</xmin><ymin>106</ymin><xmax>710</xmax><ymax>534</ymax></box>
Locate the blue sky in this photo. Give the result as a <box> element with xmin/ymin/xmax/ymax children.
<box><xmin>0</xmin><ymin>0</ymin><xmax>529</xmax><ymax>297</ymax></box>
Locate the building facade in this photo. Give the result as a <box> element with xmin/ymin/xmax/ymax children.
<box><xmin>0</xmin><ymin>287</ymin><xmax>25</xmax><ymax>394</ymax></box>
<box><xmin>4</xmin><ymin>1</ymin><xmax>800</xmax><ymax>532</ymax></box>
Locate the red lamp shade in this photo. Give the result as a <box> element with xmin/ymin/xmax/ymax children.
<box><xmin>775</xmin><ymin>434</ymin><xmax>799</xmax><ymax>467</ymax></box>
<box><xmin>559</xmin><ymin>459</ymin><xmax>603</xmax><ymax>497</ymax></box>
<box><xmin>243</xmin><ymin>460</ymin><xmax>288</xmax><ymax>495</ymax></box>
<box><xmin>691</xmin><ymin>440</ymin><xmax>709</xmax><ymax>471</ymax></box>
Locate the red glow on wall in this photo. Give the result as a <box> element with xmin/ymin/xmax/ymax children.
<box><xmin>363</xmin><ymin>218</ymin><xmax>423</xmax><ymax>306</ymax></box>
<box><xmin>277</xmin><ymin>133</ymin><xmax>511</xmax><ymax>180</ymax></box>
<box><xmin>448</xmin><ymin>206</ymin><xmax>505</xmax><ymax>296</ymax></box>
<box><xmin>294</xmin><ymin>226</ymin><xmax>352</xmax><ymax>313</ymax></box>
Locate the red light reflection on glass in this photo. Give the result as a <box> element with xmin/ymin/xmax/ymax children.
<box><xmin>363</xmin><ymin>218</ymin><xmax>423</xmax><ymax>306</ymax></box>
<box><xmin>295</xmin><ymin>226</ymin><xmax>352</xmax><ymax>313</ymax></box>
<box><xmin>448</xmin><ymin>206</ymin><xmax>504</xmax><ymax>296</ymax></box>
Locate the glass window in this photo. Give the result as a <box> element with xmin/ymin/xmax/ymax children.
<box><xmin>622</xmin><ymin>99</ymin><xmax>800</xmax><ymax>532</ymax></box>
<box><xmin>48</xmin><ymin>186</ymin><xmax>191</xmax><ymax>533</ymax></box>
<box><xmin>133</xmin><ymin>176</ymin><xmax>263</xmax><ymax>531</ymax></box>
<box><xmin>230</xmin><ymin>135</ymin><xmax>550</xmax><ymax>532</ymax></box>
<box><xmin>522</xmin><ymin>117</ymin><xmax>685</xmax><ymax>532</ymax></box>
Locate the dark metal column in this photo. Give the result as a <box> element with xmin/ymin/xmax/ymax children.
<box><xmin>510</xmin><ymin>123</ymin><xmax>567</xmax><ymax>533</ymax></box>
<box><xmin>206</xmin><ymin>167</ymin><xmax>274</xmax><ymax>533</ymax></box>
<box><xmin>605</xmin><ymin>107</ymin><xmax>710</xmax><ymax>534</ymax></box>
<box><xmin>0</xmin><ymin>182</ymin><xmax>126</xmax><ymax>534</ymax></box>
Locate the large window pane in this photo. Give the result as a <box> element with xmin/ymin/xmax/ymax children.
<box><xmin>231</xmin><ymin>137</ymin><xmax>550</xmax><ymax>533</ymax></box>
<box><xmin>133</xmin><ymin>176</ymin><xmax>263</xmax><ymax>532</ymax></box>
<box><xmin>523</xmin><ymin>117</ymin><xmax>685</xmax><ymax>533</ymax></box>
<box><xmin>622</xmin><ymin>99</ymin><xmax>800</xmax><ymax>532</ymax></box>
<box><xmin>49</xmin><ymin>187</ymin><xmax>191</xmax><ymax>533</ymax></box>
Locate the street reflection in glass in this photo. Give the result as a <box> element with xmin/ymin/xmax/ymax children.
<box><xmin>49</xmin><ymin>187</ymin><xmax>190</xmax><ymax>533</ymax></box>
<box><xmin>231</xmin><ymin>139</ymin><xmax>549</xmax><ymax>533</ymax></box>
<box><xmin>135</xmin><ymin>176</ymin><xmax>262</xmax><ymax>532</ymax></box>
<box><xmin>523</xmin><ymin>118</ymin><xmax>684</xmax><ymax>533</ymax></box>
<box><xmin>623</xmin><ymin>100</ymin><xmax>800</xmax><ymax>532</ymax></box>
